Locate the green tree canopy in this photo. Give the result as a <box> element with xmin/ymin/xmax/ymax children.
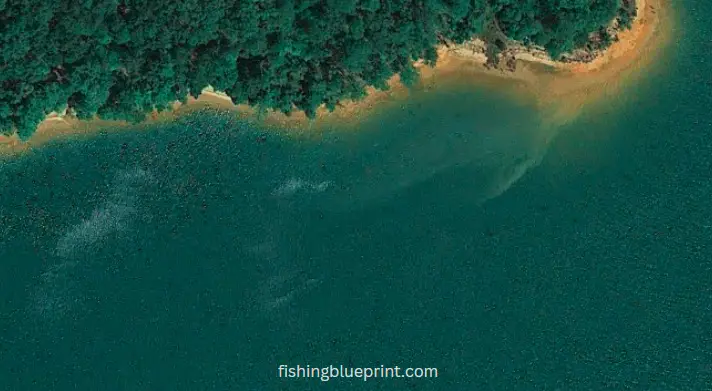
<box><xmin>0</xmin><ymin>0</ymin><xmax>633</xmax><ymax>139</ymax></box>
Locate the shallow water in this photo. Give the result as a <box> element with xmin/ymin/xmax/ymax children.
<box><xmin>1</xmin><ymin>1</ymin><xmax>711</xmax><ymax>389</ymax></box>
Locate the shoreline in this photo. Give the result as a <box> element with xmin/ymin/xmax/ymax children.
<box><xmin>0</xmin><ymin>0</ymin><xmax>670</xmax><ymax>155</ymax></box>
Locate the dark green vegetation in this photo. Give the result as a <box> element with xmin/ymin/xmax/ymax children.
<box><xmin>1</xmin><ymin>0</ymin><xmax>634</xmax><ymax>139</ymax></box>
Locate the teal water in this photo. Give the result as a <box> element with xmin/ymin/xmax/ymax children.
<box><xmin>2</xmin><ymin>2</ymin><xmax>711</xmax><ymax>389</ymax></box>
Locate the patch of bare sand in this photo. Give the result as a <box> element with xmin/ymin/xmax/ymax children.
<box><xmin>426</xmin><ymin>0</ymin><xmax>670</xmax><ymax>127</ymax></box>
<box><xmin>537</xmin><ymin>0</ymin><xmax>671</xmax><ymax>125</ymax></box>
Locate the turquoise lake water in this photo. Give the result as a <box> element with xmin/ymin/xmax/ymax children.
<box><xmin>1</xmin><ymin>2</ymin><xmax>711</xmax><ymax>389</ymax></box>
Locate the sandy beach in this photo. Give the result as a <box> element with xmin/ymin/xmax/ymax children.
<box><xmin>0</xmin><ymin>0</ymin><xmax>671</xmax><ymax>155</ymax></box>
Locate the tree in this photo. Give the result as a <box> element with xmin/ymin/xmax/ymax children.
<box><xmin>0</xmin><ymin>0</ymin><xmax>631</xmax><ymax>139</ymax></box>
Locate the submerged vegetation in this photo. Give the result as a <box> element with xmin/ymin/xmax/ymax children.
<box><xmin>0</xmin><ymin>0</ymin><xmax>635</xmax><ymax>139</ymax></box>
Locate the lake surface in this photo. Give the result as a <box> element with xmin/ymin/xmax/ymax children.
<box><xmin>1</xmin><ymin>1</ymin><xmax>710</xmax><ymax>389</ymax></box>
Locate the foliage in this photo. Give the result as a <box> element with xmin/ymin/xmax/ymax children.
<box><xmin>0</xmin><ymin>0</ymin><xmax>632</xmax><ymax>139</ymax></box>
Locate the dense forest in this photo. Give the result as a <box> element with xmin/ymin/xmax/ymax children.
<box><xmin>1</xmin><ymin>0</ymin><xmax>635</xmax><ymax>139</ymax></box>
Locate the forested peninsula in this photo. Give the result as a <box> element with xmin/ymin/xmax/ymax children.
<box><xmin>1</xmin><ymin>0</ymin><xmax>637</xmax><ymax>140</ymax></box>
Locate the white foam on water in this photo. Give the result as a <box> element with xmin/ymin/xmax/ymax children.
<box><xmin>55</xmin><ymin>167</ymin><xmax>152</xmax><ymax>258</ymax></box>
<box><xmin>259</xmin><ymin>272</ymin><xmax>320</xmax><ymax>311</ymax></box>
<box><xmin>55</xmin><ymin>202</ymin><xmax>135</xmax><ymax>258</ymax></box>
<box><xmin>29</xmin><ymin>260</ymin><xmax>82</xmax><ymax>323</ymax></box>
<box><xmin>272</xmin><ymin>177</ymin><xmax>332</xmax><ymax>197</ymax></box>
<box><xmin>29</xmin><ymin>167</ymin><xmax>153</xmax><ymax>323</ymax></box>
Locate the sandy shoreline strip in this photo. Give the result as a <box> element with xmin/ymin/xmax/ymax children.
<box><xmin>569</xmin><ymin>0</ymin><xmax>651</xmax><ymax>73</ymax></box>
<box><xmin>0</xmin><ymin>0</ymin><xmax>670</xmax><ymax>154</ymax></box>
